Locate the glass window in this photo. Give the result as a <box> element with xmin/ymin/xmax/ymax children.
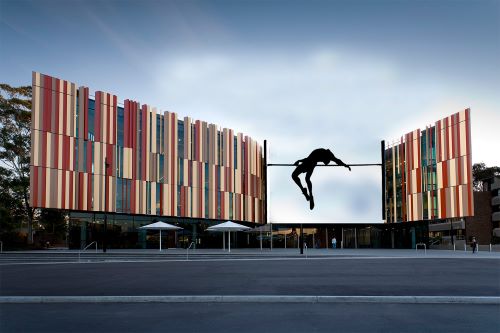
<box><xmin>178</xmin><ymin>120</ymin><xmax>184</xmax><ymax>159</ymax></box>
<box><xmin>88</xmin><ymin>99</ymin><xmax>95</xmax><ymax>141</ymax></box>
<box><xmin>117</xmin><ymin>106</ymin><xmax>124</xmax><ymax>147</ymax></box>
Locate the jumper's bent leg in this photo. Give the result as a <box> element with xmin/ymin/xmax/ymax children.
<box><xmin>305</xmin><ymin>171</ymin><xmax>314</xmax><ymax>210</ymax></box>
<box><xmin>292</xmin><ymin>169</ymin><xmax>309</xmax><ymax>201</ymax></box>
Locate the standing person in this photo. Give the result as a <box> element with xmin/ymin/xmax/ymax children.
<box><xmin>332</xmin><ymin>237</ymin><xmax>337</xmax><ymax>249</ymax></box>
<box><xmin>291</xmin><ymin>148</ymin><xmax>351</xmax><ymax>210</ymax></box>
<box><xmin>472</xmin><ymin>237</ymin><xmax>477</xmax><ymax>254</ymax></box>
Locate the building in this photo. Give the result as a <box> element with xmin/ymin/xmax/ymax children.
<box><xmin>383</xmin><ymin>109</ymin><xmax>474</xmax><ymax>248</ymax></box>
<box><xmin>465</xmin><ymin>176</ymin><xmax>500</xmax><ymax>245</ymax></box>
<box><xmin>29</xmin><ymin>72</ymin><xmax>266</xmax><ymax>249</ymax></box>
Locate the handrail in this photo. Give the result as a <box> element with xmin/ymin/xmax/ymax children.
<box><xmin>78</xmin><ymin>241</ymin><xmax>97</xmax><ymax>263</ymax></box>
<box><xmin>416</xmin><ymin>242</ymin><xmax>426</xmax><ymax>255</ymax></box>
<box><xmin>304</xmin><ymin>242</ymin><xmax>308</xmax><ymax>259</ymax></box>
<box><xmin>186</xmin><ymin>242</ymin><xmax>195</xmax><ymax>261</ymax></box>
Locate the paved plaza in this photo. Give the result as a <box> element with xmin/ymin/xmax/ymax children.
<box><xmin>1</xmin><ymin>249</ymin><xmax>499</xmax><ymax>332</ymax></box>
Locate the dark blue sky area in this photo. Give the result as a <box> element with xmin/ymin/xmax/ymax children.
<box><xmin>1</xmin><ymin>0</ymin><xmax>498</xmax><ymax>89</ymax></box>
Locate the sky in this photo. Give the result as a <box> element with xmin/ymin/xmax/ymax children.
<box><xmin>1</xmin><ymin>0</ymin><xmax>499</xmax><ymax>222</ymax></box>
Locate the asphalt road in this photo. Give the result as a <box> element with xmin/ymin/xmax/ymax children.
<box><xmin>2</xmin><ymin>303</ymin><xmax>499</xmax><ymax>333</ymax></box>
<box><xmin>1</xmin><ymin>255</ymin><xmax>499</xmax><ymax>332</ymax></box>
<box><xmin>1</xmin><ymin>258</ymin><xmax>499</xmax><ymax>296</ymax></box>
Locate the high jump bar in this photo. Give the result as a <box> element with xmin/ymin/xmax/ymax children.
<box><xmin>267</xmin><ymin>163</ymin><xmax>382</xmax><ymax>167</ymax></box>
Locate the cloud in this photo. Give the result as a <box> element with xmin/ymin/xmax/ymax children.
<box><xmin>146</xmin><ymin>48</ymin><xmax>498</xmax><ymax>223</ymax></box>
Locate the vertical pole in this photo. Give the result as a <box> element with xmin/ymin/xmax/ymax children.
<box><xmin>260</xmin><ymin>228</ymin><xmax>262</xmax><ymax>251</ymax></box>
<box><xmin>341</xmin><ymin>227</ymin><xmax>344</xmax><ymax>249</ymax></box>
<box><xmin>228</xmin><ymin>231</ymin><xmax>231</xmax><ymax>253</ymax></box>
<box><xmin>355</xmin><ymin>228</ymin><xmax>358</xmax><ymax>249</ymax></box>
<box><xmin>300</xmin><ymin>224</ymin><xmax>304</xmax><ymax>254</ymax></box>
<box><xmin>326</xmin><ymin>228</ymin><xmax>328</xmax><ymax>249</ymax></box>
<box><xmin>285</xmin><ymin>234</ymin><xmax>287</xmax><ymax>249</ymax></box>
<box><xmin>223</xmin><ymin>231</ymin><xmax>225</xmax><ymax>250</ymax></box>
<box><xmin>160</xmin><ymin>229</ymin><xmax>162</xmax><ymax>251</ymax></box>
<box><xmin>270</xmin><ymin>222</ymin><xmax>273</xmax><ymax>251</ymax></box>
<box><xmin>381</xmin><ymin>140</ymin><xmax>386</xmax><ymax>222</ymax></box>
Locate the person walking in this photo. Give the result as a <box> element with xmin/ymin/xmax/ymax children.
<box><xmin>472</xmin><ymin>237</ymin><xmax>477</xmax><ymax>254</ymax></box>
<box><xmin>332</xmin><ymin>237</ymin><xmax>337</xmax><ymax>249</ymax></box>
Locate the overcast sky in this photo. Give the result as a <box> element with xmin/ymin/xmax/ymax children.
<box><xmin>1</xmin><ymin>0</ymin><xmax>498</xmax><ymax>222</ymax></box>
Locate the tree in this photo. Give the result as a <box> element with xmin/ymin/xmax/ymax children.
<box><xmin>472</xmin><ymin>162</ymin><xmax>500</xmax><ymax>192</ymax></box>
<box><xmin>0</xmin><ymin>84</ymin><xmax>34</xmax><ymax>243</ymax></box>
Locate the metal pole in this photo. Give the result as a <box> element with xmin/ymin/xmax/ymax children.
<box><xmin>341</xmin><ymin>227</ymin><xmax>344</xmax><ymax>249</ymax></box>
<box><xmin>326</xmin><ymin>228</ymin><xmax>328</xmax><ymax>249</ymax></box>
<box><xmin>223</xmin><ymin>231</ymin><xmax>225</xmax><ymax>250</ymax></box>
<box><xmin>285</xmin><ymin>234</ymin><xmax>287</xmax><ymax>249</ymax></box>
<box><xmin>354</xmin><ymin>228</ymin><xmax>357</xmax><ymax>249</ymax></box>
<box><xmin>228</xmin><ymin>231</ymin><xmax>231</xmax><ymax>253</ymax></box>
<box><xmin>300</xmin><ymin>224</ymin><xmax>304</xmax><ymax>254</ymax></box>
<box><xmin>260</xmin><ymin>228</ymin><xmax>262</xmax><ymax>251</ymax></box>
<box><xmin>270</xmin><ymin>222</ymin><xmax>273</xmax><ymax>251</ymax></box>
<box><xmin>160</xmin><ymin>229</ymin><xmax>162</xmax><ymax>251</ymax></box>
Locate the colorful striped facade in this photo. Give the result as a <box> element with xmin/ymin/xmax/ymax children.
<box><xmin>384</xmin><ymin>109</ymin><xmax>474</xmax><ymax>222</ymax></box>
<box><xmin>30</xmin><ymin>72</ymin><xmax>265</xmax><ymax>223</ymax></box>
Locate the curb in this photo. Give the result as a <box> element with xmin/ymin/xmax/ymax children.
<box><xmin>1</xmin><ymin>295</ymin><xmax>499</xmax><ymax>304</ymax></box>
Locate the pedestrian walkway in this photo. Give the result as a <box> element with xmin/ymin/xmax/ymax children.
<box><xmin>1</xmin><ymin>248</ymin><xmax>498</xmax><ymax>265</ymax></box>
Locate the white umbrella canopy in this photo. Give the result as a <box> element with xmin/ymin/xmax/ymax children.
<box><xmin>139</xmin><ymin>221</ymin><xmax>183</xmax><ymax>251</ymax></box>
<box><xmin>207</xmin><ymin>221</ymin><xmax>251</xmax><ymax>252</ymax></box>
<box><xmin>207</xmin><ymin>221</ymin><xmax>251</xmax><ymax>232</ymax></box>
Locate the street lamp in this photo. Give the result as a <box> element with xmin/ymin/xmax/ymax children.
<box><xmin>103</xmin><ymin>157</ymin><xmax>110</xmax><ymax>253</ymax></box>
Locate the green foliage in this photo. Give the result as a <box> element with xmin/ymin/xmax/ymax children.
<box><xmin>472</xmin><ymin>163</ymin><xmax>500</xmax><ymax>192</ymax></box>
<box><xmin>0</xmin><ymin>84</ymin><xmax>34</xmax><ymax>243</ymax></box>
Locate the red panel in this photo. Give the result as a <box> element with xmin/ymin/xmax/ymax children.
<box><xmin>62</xmin><ymin>134</ymin><xmax>69</xmax><ymax>170</ymax></box>
<box><xmin>106</xmin><ymin>93</ymin><xmax>111</xmax><ymax>144</ymax></box>
<box><xmin>171</xmin><ymin>184</ymin><xmax>175</xmax><ymax>216</ymax></box>
<box><xmin>436</xmin><ymin>120</ymin><xmax>441</xmax><ymax>163</ymax></box>
<box><xmin>199</xmin><ymin>163</ymin><xmax>202</xmax><ymax>217</ymax></box>
<box><xmin>69</xmin><ymin>171</ymin><xmax>74</xmax><ymax>210</ymax></box>
<box><xmin>43</xmin><ymin>77</ymin><xmax>51</xmax><ymax>133</ymax></box>
<box><xmin>131</xmin><ymin>180</ymin><xmax>136</xmax><ymax>214</ymax></box>
<box><xmin>113</xmin><ymin>96</ymin><xmax>117</xmax><ymax>144</ymax></box>
<box><xmin>53</xmin><ymin>131</ymin><xmax>59</xmax><ymax>169</ymax></box>
<box><xmin>124</xmin><ymin>101</ymin><xmax>129</xmax><ymax>147</ymax></box>
<box><xmin>83</xmin><ymin>88</ymin><xmax>89</xmax><ymax>140</ymax></box>
<box><xmin>95</xmin><ymin>92</ymin><xmax>101</xmax><ymax>142</ymax></box>
<box><xmin>63</xmin><ymin>81</ymin><xmax>68</xmax><ymax>136</ymax></box>
<box><xmin>417</xmin><ymin>129</ymin><xmax>421</xmax><ymax>169</ymax></box>
<box><xmin>141</xmin><ymin>105</ymin><xmax>147</xmax><ymax>181</ymax></box>
<box><xmin>41</xmin><ymin>131</ymin><xmax>47</xmax><ymax>168</ymax></box>
<box><xmin>440</xmin><ymin>188</ymin><xmax>447</xmax><ymax>218</ymax></box>
<box><xmin>416</xmin><ymin>168</ymin><xmax>421</xmax><ymax>193</ymax></box>
<box><xmin>78</xmin><ymin>172</ymin><xmax>84</xmax><ymax>210</ymax></box>
<box><xmin>442</xmin><ymin>160</ymin><xmax>448</xmax><ymax>189</ymax></box>
<box><xmin>86</xmin><ymin>141</ymin><xmax>92</xmax><ymax>173</ymax></box>
<box><xmin>445</xmin><ymin>116</ymin><xmax>450</xmax><ymax>161</ymax></box>
<box><xmin>61</xmin><ymin>169</ymin><xmax>66</xmax><ymax>209</ymax></box>
<box><xmin>87</xmin><ymin>173</ymin><xmax>92</xmax><ymax>211</ymax></box>
<box><xmin>171</xmin><ymin>114</ymin><xmax>175</xmax><ymax>185</ymax></box>
<box><xmin>55</xmin><ymin>79</ymin><xmax>60</xmax><ymax>134</ymax></box>
<box><xmin>221</xmin><ymin>191</ymin><xmax>224</xmax><ymax>219</ymax></box>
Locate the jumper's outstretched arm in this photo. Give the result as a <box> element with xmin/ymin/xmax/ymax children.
<box><xmin>332</xmin><ymin>156</ymin><xmax>351</xmax><ymax>171</ymax></box>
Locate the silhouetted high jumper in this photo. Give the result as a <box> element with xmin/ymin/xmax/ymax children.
<box><xmin>292</xmin><ymin>148</ymin><xmax>351</xmax><ymax>210</ymax></box>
